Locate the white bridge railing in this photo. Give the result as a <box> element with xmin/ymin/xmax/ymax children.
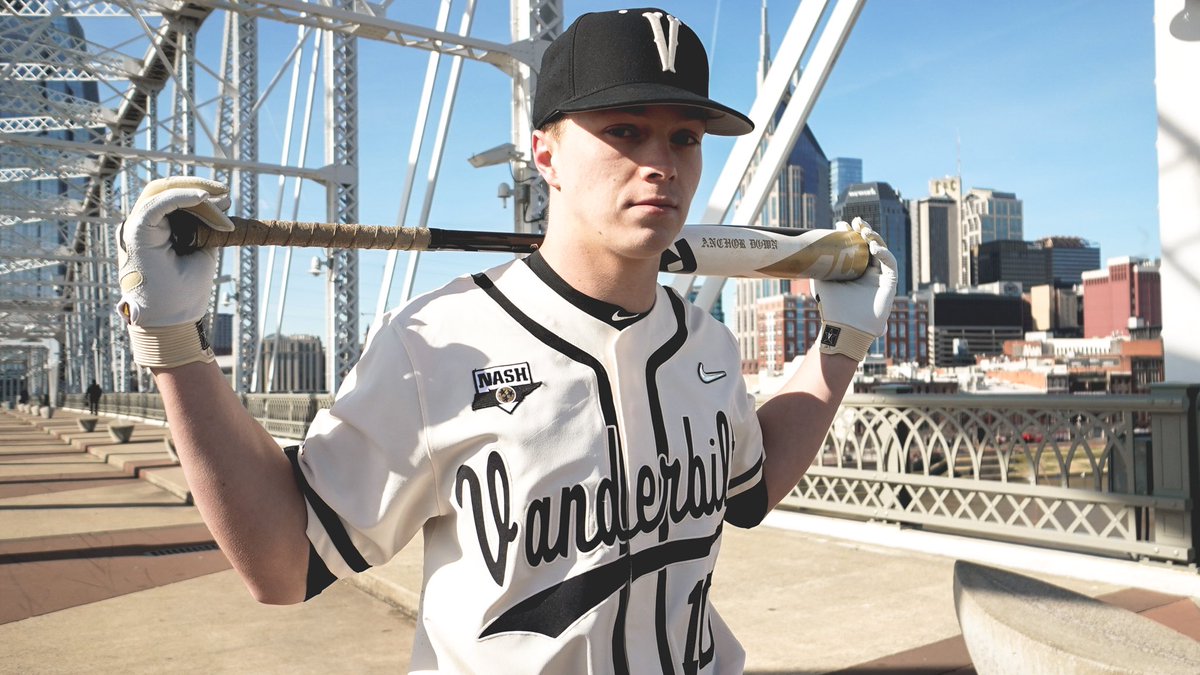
<box><xmin>62</xmin><ymin>384</ymin><xmax>1200</xmax><ymax>565</ymax></box>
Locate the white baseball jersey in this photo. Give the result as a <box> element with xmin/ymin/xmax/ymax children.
<box><xmin>289</xmin><ymin>252</ymin><xmax>768</xmax><ymax>674</ymax></box>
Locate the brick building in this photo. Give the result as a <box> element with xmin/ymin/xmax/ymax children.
<box><xmin>754</xmin><ymin>293</ymin><xmax>930</xmax><ymax>375</ymax></box>
<box><xmin>1081</xmin><ymin>257</ymin><xmax>1161</xmax><ymax>338</ymax></box>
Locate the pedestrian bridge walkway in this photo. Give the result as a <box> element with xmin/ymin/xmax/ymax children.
<box><xmin>3</xmin><ymin>405</ymin><xmax>1200</xmax><ymax>673</ymax></box>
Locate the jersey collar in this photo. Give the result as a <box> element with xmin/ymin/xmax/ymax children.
<box><xmin>523</xmin><ymin>251</ymin><xmax>650</xmax><ymax>330</ymax></box>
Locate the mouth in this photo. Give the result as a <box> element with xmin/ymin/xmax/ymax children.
<box><xmin>629</xmin><ymin>197</ymin><xmax>678</xmax><ymax>210</ymax></box>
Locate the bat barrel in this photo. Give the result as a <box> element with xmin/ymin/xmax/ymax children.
<box><xmin>662</xmin><ymin>226</ymin><xmax>872</xmax><ymax>281</ymax></box>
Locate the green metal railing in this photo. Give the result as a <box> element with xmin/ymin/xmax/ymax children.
<box><xmin>61</xmin><ymin>384</ymin><xmax>1200</xmax><ymax>565</ymax></box>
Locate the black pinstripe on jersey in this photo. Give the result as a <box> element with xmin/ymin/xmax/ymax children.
<box><xmin>472</xmin><ymin>270</ymin><xmax>633</xmax><ymax>675</ymax></box>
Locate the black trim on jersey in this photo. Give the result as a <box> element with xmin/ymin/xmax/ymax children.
<box><xmin>724</xmin><ymin>480</ymin><xmax>768</xmax><ymax>529</ymax></box>
<box><xmin>614</xmin><ymin>583</ymin><xmax>630</xmax><ymax>675</ymax></box>
<box><xmin>473</xmin><ymin>272</ymin><xmax>618</xmax><ymax>423</ymax></box>
<box><xmin>645</xmin><ymin>289</ymin><xmax>689</xmax><ymax>472</ymax></box>
<box><xmin>473</xmin><ymin>271</ymin><xmax>631</xmax><ymax>673</ymax></box>
<box><xmin>304</xmin><ymin>541</ymin><xmax>337</xmax><ymax>599</ymax></box>
<box><xmin>655</xmin><ymin>572</ymin><xmax>672</xmax><ymax>674</ymax></box>
<box><xmin>645</xmin><ymin>289</ymin><xmax>689</xmax><ymax>673</ymax></box>
<box><xmin>285</xmin><ymin>445</ymin><xmax>372</xmax><ymax>575</ymax></box>
<box><xmin>523</xmin><ymin>251</ymin><xmax>648</xmax><ymax>329</ymax></box>
<box><xmin>725</xmin><ymin>453</ymin><xmax>768</xmax><ymax>528</ymax></box>
<box><xmin>729</xmin><ymin>454</ymin><xmax>763</xmax><ymax>491</ymax></box>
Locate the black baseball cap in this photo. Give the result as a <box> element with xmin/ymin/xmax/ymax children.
<box><xmin>532</xmin><ymin>7</ymin><xmax>754</xmax><ymax>136</ymax></box>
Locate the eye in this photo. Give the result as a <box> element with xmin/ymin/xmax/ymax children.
<box><xmin>605</xmin><ymin>125</ymin><xmax>639</xmax><ymax>140</ymax></box>
<box><xmin>672</xmin><ymin>130</ymin><xmax>702</xmax><ymax>147</ymax></box>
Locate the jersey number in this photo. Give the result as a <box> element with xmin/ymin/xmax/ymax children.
<box><xmin>683</xmin><ymin>572</ymin><xmax>715</xmax><ymax>674</ymax></box>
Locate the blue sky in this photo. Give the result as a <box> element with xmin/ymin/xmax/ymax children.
<box><xmin>88</xmin><ymin>1</ymin><xmax>1163</xmax><ymax>338</ymax></box>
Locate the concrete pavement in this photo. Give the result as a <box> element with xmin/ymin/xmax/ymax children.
<box><xmin>3</xmin><ymin>406</ymin><xmax>1199</xmax><ymax>673</ymax></box>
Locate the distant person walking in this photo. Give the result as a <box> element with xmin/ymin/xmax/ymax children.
<box><xmin>86</xmin><ymin>381</ymin><xmax>102</xmax><ymax>415</ymax></box>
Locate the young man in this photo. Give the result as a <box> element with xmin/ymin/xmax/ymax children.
<box><xmin>116</xmin><ymin>8</ymin><xmax>896</xmax><ymax>673</ymax></box>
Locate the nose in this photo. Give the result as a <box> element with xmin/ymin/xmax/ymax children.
<box><xmin>639</xmin><ymin>135</ymin><xmax>677</xmax><ymax>183</ymax></box>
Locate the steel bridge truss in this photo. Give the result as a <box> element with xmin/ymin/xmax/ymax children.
<box><xmin>1</xmin><ymin>0</ymin><xmax>856</xmax><ymax>396</ymax></box>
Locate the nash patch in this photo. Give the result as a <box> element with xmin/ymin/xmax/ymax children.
<box><xmin>471</xmin><ymin>362</ymin><xmax>542</xmax><ymax>414</ymax></box>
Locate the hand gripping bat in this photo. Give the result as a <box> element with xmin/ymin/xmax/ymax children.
<box><xmin>167</xmin><ymin>213</ymin><xmax>871</xmax><ymax>281</ymax></box>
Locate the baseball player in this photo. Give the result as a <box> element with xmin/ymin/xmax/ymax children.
<box><xmin>116</xmin><ymin>7</ymin><xmax>897</xmax><ymax>674</ymax></box>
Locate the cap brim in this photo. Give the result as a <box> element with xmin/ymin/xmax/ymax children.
<box><xmin>554</xmin><ymin>82</ymin><xmax>754</xmax><ymax>136</ymax></box>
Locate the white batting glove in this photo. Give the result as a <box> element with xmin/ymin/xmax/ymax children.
<box><xmin>811</xmin><ymin>217</ymin><xmax>898</xmax><ymax>362</ymax></box>
<box><xmin>116</xmin><ymin>177</ymin><xmax>235</xmax><ymax>369</ymax></box>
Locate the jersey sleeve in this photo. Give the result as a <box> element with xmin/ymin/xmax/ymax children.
<box><xmin>288</xmin><ymin>313</ymin><xmax>441</xmax><ymax>598</ymax></box>
<box><xmin>724</xmin><ymin>387</ymin><xmax>768</xmax><ymax>529</ymax></box>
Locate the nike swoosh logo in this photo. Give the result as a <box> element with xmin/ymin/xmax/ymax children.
<box><xmin>611</xmin><ymin>310</ymin><xmax>640</xmax><ymax>322</ymax></box>
<box><xmin>697</xmin><ymin>363</ymin><xmax>727</xmax><ymax>384</ymax></box>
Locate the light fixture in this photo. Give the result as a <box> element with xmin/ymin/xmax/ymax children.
<box><xmin>309</xmin><ymin>256</ymin><xmax>331</xmax><ymax>277</ymax></box>
<box><xmin>467</xmin><ymin>142</ymin><xmax>519</xmax><ymax>169</ymax></box>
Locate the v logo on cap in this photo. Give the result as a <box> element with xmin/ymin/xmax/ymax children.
<box><xmin>642</xmin><ymin>11</ymin><xmax>681</xmax><ymax>73</ymax></box>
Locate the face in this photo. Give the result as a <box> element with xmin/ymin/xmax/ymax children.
<box><xmin>533</xmin><ymin>105</ymin><xmax>705</xmax><ymax>264</ymax></box>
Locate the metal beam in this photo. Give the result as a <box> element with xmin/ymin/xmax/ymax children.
<box><xmin>3</xmin><ymin>1</ymin><xmax>152</xmax><ymax>18</ymax></box>
<box><xmin>233</xmin><ymin>13</ymin><xmax>259</xmax><ymax>392</ymax></box>
<box><xmin>325</xmin><ymin>0</ymin><xmax>360</xmax><ymax>393</ymax></box>
<box><xmin>684</xmin><ymin>0</ymin><xmax>865</xmax><ymax>312</ymax></box>
<box><xmin>149</xmin><ymin>0</ymin><xmax>533</xmax><ymax>71</ymax></box>
<box><xmin>0</xmin><ymin>132</ymin><xmax>333</xmax><ymax>183</ymax></box>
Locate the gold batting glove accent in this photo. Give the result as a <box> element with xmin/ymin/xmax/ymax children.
<box><xmin>817</xmin><ymin>322</ymin><xmax>876</xmax><ymax>362</ymax></box>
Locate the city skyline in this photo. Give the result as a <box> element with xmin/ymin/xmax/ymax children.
<box><xmin>85</xmin><ymin>1</ymin><xmax>1158</xmax><ymax>340</ymax></box>
<box><xmin>346</xmin><ymin>1</ymin><xmax>1156</xmax><ymax>341</ymax></box>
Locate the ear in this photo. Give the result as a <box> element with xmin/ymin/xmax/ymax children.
<box><xmin>531</xmin><ymin>128</ymin><xmax>561</xmax><ymax>191</ymax></box>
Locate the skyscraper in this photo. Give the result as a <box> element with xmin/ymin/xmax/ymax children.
<box><xmin>754</xmin><ymin>125</ymin><xmax>832</xmax><ymax>231</ymax></box>
<box><xmin>960</xmin><ymin>188</ymin><xmax>1023</xmax><ymax>286</ymax></box>
<box><xmin>744</xmin><ymin>1</ymin><xmax>832</xmax><ymax>235</ymax></box>
<box><xmin>830</xmin><ymin>157</ymin><xmax>863</xmax><ymax>209</ymax></box>
<box><xmin>835</xmin><ymin>182</ymin><xmax>911</xmax><ymax>296</ymax></box>
<box><xmin>974</xmin><ymin>240</ymin><xmax>1050</xmax><ymax>287</ymax></box>
<box><xmin>261</xmin><ymin>334</ymin><xmax>327</xmax><ymax>393</ymax></box>
<box><xmin>733</xmin><ymin>1</ymin><xmax>831</xmax><ymax>372</ymax></box>
<box><xmin>909</xmin><ymin>189</ymin><xmax>960</xmax><ymax>290</ymax></box>
<box><xmin>1040</xmin><ymin>236</ymin><xmax>1100</xmax><ymax>285</ymax></box>
<box><xmin>973</xmin><ymin>237</ymin><xmax>1100</xmax><ymax>287</ymax></box>
<box><xmin>734</xmin><ymin>121</ymin><xmax>830</xmax><ymax>368</ymax></box>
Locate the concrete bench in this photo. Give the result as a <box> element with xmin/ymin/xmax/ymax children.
<box><xmin>107</xmin><ymin>423</ymin><xmax>134</xmax><ymax>444</ymax></box>
<box><xmin>953</xmin><ymin>560</ymin><xmax>1200</xmax><ymax>674</ymax></box>
<box><xmin>77</xmin><ymin>418</ymin><xmax>97</xmax><ymax>432</ymax></box>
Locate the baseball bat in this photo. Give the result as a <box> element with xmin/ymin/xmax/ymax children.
<box><xmin>167</xmin><ymin>214</ymin><xmax>871</xmax><ymax>280</ymax></box>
